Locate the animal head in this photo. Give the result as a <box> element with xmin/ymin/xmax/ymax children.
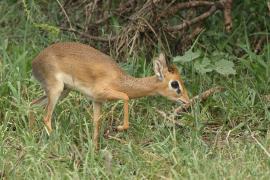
<box><xmin>153</xmin><ymin>53</ymin><xmax>190</xmax><ymax>104</ymax></box>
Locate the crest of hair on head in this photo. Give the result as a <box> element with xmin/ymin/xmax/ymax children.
<box><xmin>168</xmin><ymin>64</ymin><xmax>179</xmax><ymax>74</ymax></box>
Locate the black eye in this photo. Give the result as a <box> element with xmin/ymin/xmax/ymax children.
<box><xmin>171</xmin><ymin>81</ymin><xmax>179</xmax><ymax>89</ymax></box>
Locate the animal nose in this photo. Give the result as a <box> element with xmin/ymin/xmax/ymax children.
<box><xmin>178</xmin><ymin>97</ymin><xmax>190</xmax><ymax>104</ymax></box>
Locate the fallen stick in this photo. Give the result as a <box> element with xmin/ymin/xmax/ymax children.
<box><xmin>174</xmin><ymin>86</ymin><xmax>226</xmax><ymax>114</ymax></box>
<box><xmin>159</xmin><ymin>1</ymin><xmax>215</xmax><ymax>19</ymax></box>
<box><xmin>166</xmin><ymin>5</ymin><xmax>217</xmax><ymax>32</ymax></box>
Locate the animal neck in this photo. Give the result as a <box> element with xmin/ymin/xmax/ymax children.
<box><xmin>118</xmin><ymin>75</ymin><xmax>160</xmax><ymax>99</ymax></box>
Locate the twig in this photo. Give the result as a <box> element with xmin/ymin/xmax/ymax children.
<box><xmin>56</xmin><ymin>0</ymin><xmax>73</xmax><ymax>29</ymax></box>
<box><xmin>84</xmin><ymin>0</ymin><xmax>98</xmax><ymax>31</ymax></box>
<box><xmin>93</xmin><ymin>0</ymin><xmax>135</xmax><ymax>25</ymax></box>
<box><xmin>223</xmin><ymin>0</ymin><xmax>233</xmax><ymax>32</ymax></box>
<box><xmin>178</xmin><ymin>26</ymin><xmax>205</xmax><ymax>53</ymax></box>
<box><xmin>248</xmin><ymin>126</ymin><xmax>270</xmax><ymax>158</ymax></box>
<box><xmin>155</xmin><ymin>108</ymin><xmax>184</xmax><ymax>127</ymax></box>
<box><xmin>94</xmin><ymin>13</ymin><xmax>113</xmax><ymax>25</ymax></box>
<box><xmin>166</xmin><ymin>5</ymin><xmax>218</xmax><ymax>32</ymax></box>
<box><xmin>262</xmin><ymin>94</ymin><xmax>270</xmax><ymax>102</ymax></box>
<box><xmin>225</xmin><ymin>129</ymin><xmax>232</xmax><ymax>145</ymax></box>
<box><xmin>60</xmin><ymin>27</ymin><xmax>117</xmax><ymax>42</ymax></box>
<box><xmin>254</xmin><ymin>36</ymin><xmax>266</xmax><ymax>54</ymax></box>
<box><xmin>117</xmin><ymin>0</ymin><xmax>136</xmax><ymax>14</ymax></box>
<box><xmin>174</xmin><ymin>86</ymin><xmax>226</xmax><ymax>114</ymax></box>
<box><xmin>251</xmin><ymin>134</ymin><xmax>270</xmax><ymax>158</ymax></box>
<box><xmin>189</xmin><ymin>26</ymin><xmax>205</xmax><ymax>40</ymax></box>
<box><xmin>107</xmin><ymin>135</ymin><xmax>128</xmax><ymax>144</ymax></box>
<box><xmin>252</xmin><ymin>135</ymin><xmax>270</xmax><ymax>158</ymax></box>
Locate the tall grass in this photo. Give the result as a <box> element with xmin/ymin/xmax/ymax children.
<box><xmin>0</xmin><ymin>1</ymin><xmax>270</xmax><ymax>179</ymax></box>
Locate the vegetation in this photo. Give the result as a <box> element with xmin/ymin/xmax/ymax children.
<box><xmin>0</xmin><ymin>0</ymin><xmax>270</xmax><ymax>179</ymax></box>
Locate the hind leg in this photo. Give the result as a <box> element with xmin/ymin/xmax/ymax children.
<box><xmin>43</xmin><ymin>82</ymin><xmax>65</xmax><ymax>133</ymax></box>
<box><xmin>29</xmin><ymin>88</ymin><xmax>70</xmax><ymax>130</ymax></box>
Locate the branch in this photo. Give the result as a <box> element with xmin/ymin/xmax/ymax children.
<box><xmin>165</xmin><ymin>0</ymin><xmax>233</xmax><ymax>32</ymax></box>
<box><xmin>166</xmin><ymin>5</ymin><xmax>218</xmax><ymax>32</ymax></box>
<box><xmin>60</xmin><ymin>27</ymin><xmax>117</xmax><ymax>42</ymax></box>
<box><xmin>174</xmin><ymin>86</ymin><xmax>225</xmax><ymax>114</ymax></box>
<box><xmin>159</xmin><ymin>1</ymin><xmax>215</xmax><ymax>19</ymax></box>
<box><xmin>173</xmin><ymin>1</ymin><xmax>215</xmax><ymax>10</ymax></box>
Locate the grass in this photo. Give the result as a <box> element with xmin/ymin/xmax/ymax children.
<box><xmin>1</xmin><ymin>1</ymin><xmax>270</xmax><ymax>179</ymax></box>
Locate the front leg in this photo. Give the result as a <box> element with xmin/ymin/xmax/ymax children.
<box><xmin>99</xmin><ymin>89</ymin><xmax>129</xmax><ymax>131</ymax></box>
<box><xmin>93</xmin><ymin>101</ymin><xmax>102</xmax><ymax>150</ymax></box>
<box><xmin>117</xmin><ymin>99</ymin><xmax>129</xmax><ymax>131</ymax></box>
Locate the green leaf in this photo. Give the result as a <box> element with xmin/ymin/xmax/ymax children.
<box><xmin>173</xmin><ymin>49</ymin><xmax>201</xmax><ymax>63</ymax></box>
<box><xmin>3</xmin><ymin>39</ymin><xmax>8</xmax><ymax>50</ymax></box>
<box><xmin>214</xmin><ymin>59</ymin><xmax>236</xmax><ymax>75</ymax></box>
<box><xmin>194</xmin><ymin>58</ymin><xmax>213</xmax><ymax>74</ymax></box>
<box><xmin>33</xmin><ymin>23</ymin><xmax>60</xmax><ymax>35</ymax></box>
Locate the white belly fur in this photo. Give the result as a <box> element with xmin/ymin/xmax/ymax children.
<box><xmin>56</xmin><ymin>72</ymin><xmax>94</xmax><ymax>98</ymax></box>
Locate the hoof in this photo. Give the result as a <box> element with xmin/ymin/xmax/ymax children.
<box><xmin>117</xmin><ymin>125</ymin><xmax>128</xmax><ymax>131</ymax></box>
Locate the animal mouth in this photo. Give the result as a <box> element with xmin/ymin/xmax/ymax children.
<box><xmin>177</xmin><ymin>97</ymin><xmax>190</xmax><ymax>105</ymax></box>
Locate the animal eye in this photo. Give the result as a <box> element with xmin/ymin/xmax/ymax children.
<box><xmin>171</xmin><ymin>81</ymin><xmax>179</xmax><ymax>89</ymax></box>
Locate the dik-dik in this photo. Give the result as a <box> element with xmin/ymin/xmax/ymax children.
<box><xmin>31</xmin><ymin>42</ymin><xmax>190</xmax><ymax>149</ymax></box>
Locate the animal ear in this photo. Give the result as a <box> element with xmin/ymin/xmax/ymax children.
<box><xmin>154</xmin><ymin>57</ymin><xmax>168</xmax><ymax>81</ymax></box>
<box><xmin>158</xmin><ymin>53</ymin><xmax>168</xmax><ymax>71</ymax></box>
<box><xmin>154</xmin><ymin>60</ymin><xmax>164</xmax><ymax>80</ymax></box>
<box><xmin>153</xmin><ymin>53</ymin><xmax>168</xmax><ymax>81</ymax></box>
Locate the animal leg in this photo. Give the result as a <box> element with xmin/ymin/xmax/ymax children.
<box><xmin>29</xmin><ymin>89</ymin><xmax>70</xmax><ymax>130</ymax></box>
<box><xmin>43</xmin><ymin>82</ymin><xmax>64</xmax><ymax>134</ymax></box>
<box><xmin>117</xmin><ymin>99</ymin><xmax>129</xmax><ymax>131</ymax></box>
<box><xmin>93</xmin><ymin>101</ymin><xmax>102</xmax><ymax>150</ymax></box>
<box><xmin>100</xmin><ymin>89</ymin><xmax>129</xmax><ymax>131</ymax></box>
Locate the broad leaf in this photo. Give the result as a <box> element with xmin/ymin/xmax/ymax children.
<box><xmin>173</xmin><ymin>49</ymin><xmax>201</xmax><ymax>63</ymax></box>
<box><xmin>214</xmin><ymin>59</ymin><xmax>236</xmax><ymax>75</ymax></box>
<box><xmin>194</xmin><ymin>58</ymin><xmax>213</xmax><ymax>74</ymax></box>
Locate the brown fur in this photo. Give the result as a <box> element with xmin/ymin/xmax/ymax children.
<box><xmin>30</xmin><ymin>42</ymin><xmax>190</xmax><ymax>150</ymax></box>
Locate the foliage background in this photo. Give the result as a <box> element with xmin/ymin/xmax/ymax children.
<box><xmin>0</xmin><ymin>0</ymin><xmax>270</xmax><ymax>179</ymax></box>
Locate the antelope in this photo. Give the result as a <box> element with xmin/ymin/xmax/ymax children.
<box><xmin>30</xmin><ymin>42</ymin><xmax>190</xmax><ymax>149</ymax></box>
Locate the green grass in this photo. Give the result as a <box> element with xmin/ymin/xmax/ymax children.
<box><xmin>1</xmin><ymin>1</ymin><xmax>270</xmax><ymax>179</ymax></box>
